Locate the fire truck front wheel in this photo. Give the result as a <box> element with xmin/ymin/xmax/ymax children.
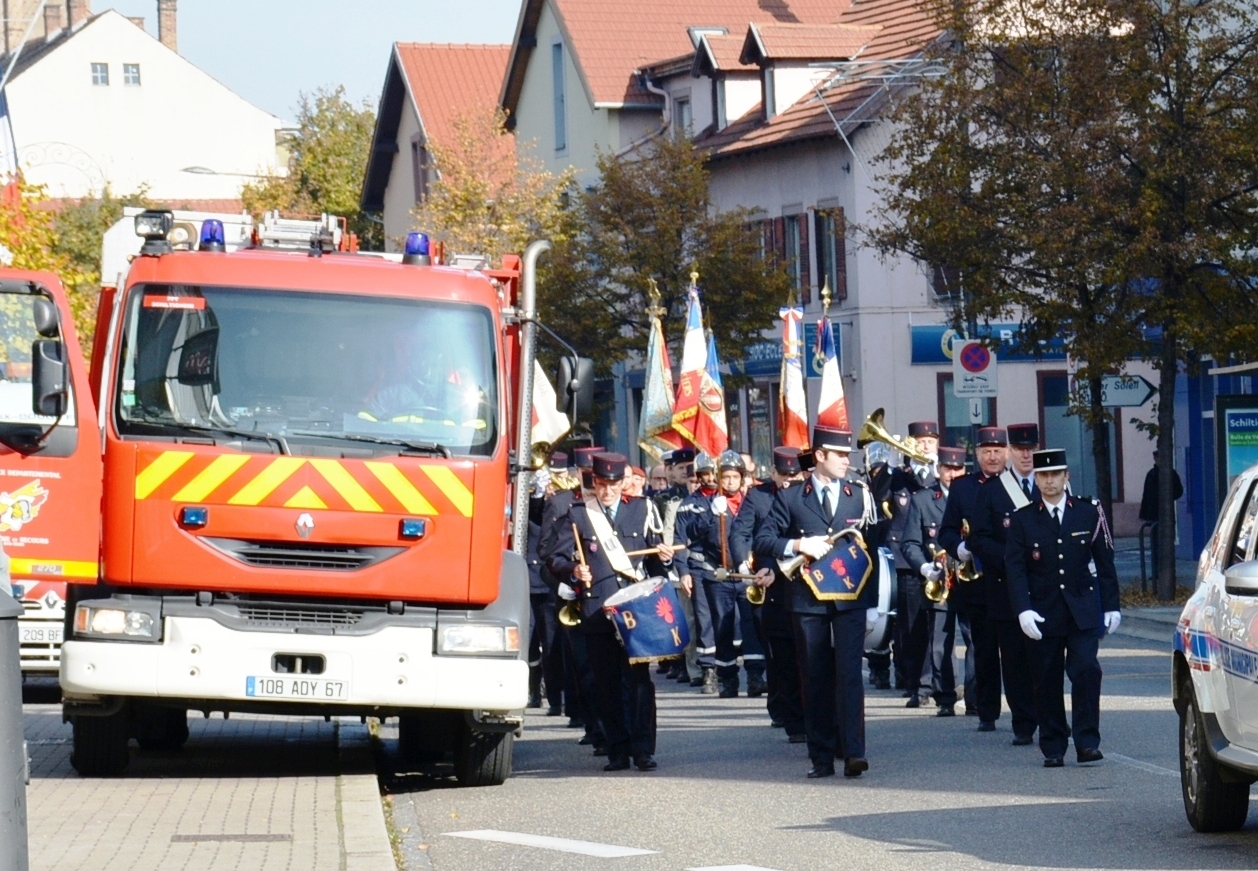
<box><xmin>70</xmin><ymin>709</ymin><xmax>130</xmax><ymax>777</ymax></box>
<box><xmin>454</xmin><ymin>721</ymin><xmax>514</xmax><ymax>787</ymax></box>
<box><xmin>134</xmin><ymin>704</ymin><xmax>190</xmax><ymax>752</ymax></box>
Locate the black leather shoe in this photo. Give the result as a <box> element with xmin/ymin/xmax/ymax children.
<box><xmin>527</xmin><ymin>693</ymin><xmax>542</xmax><ymax>708</ymax></box>
<box><xmin>844</xmin><ymin>757</ymin><xmax>869</xmax><ymax>777</ymax></box>
<box><xmin>678</xmin><ymin>672</ymin><xmax>693</xmax><ymax>683</ymax></box>
<box><xmin>718</xmin><ymin>686</ymin><xmax>739</xmax><ymax>699</ymax></box>
<box><xmin>905</xmin><ymin>695</ymin><xmax>921</xmax><ymax>709</ymax></box>
<box><xmin>604</xmin><ymin>756</ymin><xmax>631</xmax><ymax>772</ymax></box>
<box><xmin>747</xmin><ymin>675</ymin><xmax>768</xmax><ymax>697</ymax></box>
<box><xmin>901</xmin><ymin>690</ymin><xmax>913</xmax><ymax>699</ymax></box>
<box><xmin>806</xmin><ymin>764</ymin><xmax>835</xmax><ymax>779</ymax></box>
<box><xmin>689</xmin><ymin>676</ymin><xmax>705</xmax><ymax>687</ymax></box>
<box><xmin>770</xmin><ymin>719</ymin><xmax>785</xmax><ymax>728</ymax></box>
<box><xmin>964</xmin><ymin>707</ymin><xmax>979</xmax><ymax>717</ymax></box>
<box><xmin>578</xmin><ymin>734</ymin><xmax>594</xmax><ymax>745</ymax></box>
<box><xmin>634</xmin><ymin>754</ymin><xmax>658</xmax><ymax>771</ymax></box>
<box><xmin>871</xmin><ymin>673</ymin><xmax>891</xmax><ymax>690</ymax></box>
<box><xmin>1012</xmin><ymin>734</ymin><xmax>1034</xmax><ymax>746</ymax></box>
<box><xmin>1043</xmin><ymin>756</ymin><xmax>1065</xmax><ymax>768</ymax></box>
<box><xmin>546</xmin><ymin>705</ymin><xmax>562</xmax><ymax>716</ymax></box>
<box><xmin>936</xmin><ymin>705</ymin><xmax>955</xmax><ymax>717</ymax></box>
<box><xmin>592</xmin><ymin>744</ymin><xmax>608</xmax><ymax>757</ymax></box>
<box><xmin>788</xmin><ymin>733</ymin><xmax>808</xmax><ymax>744</ymax></box>
<box><xmin>566</xmin><ymin>717</ymin><xmax>584</xmax><ymax>729</ymax></box>
<box><xmin>1077</xmin><ymin>747</ymin><xmax>1104</xmax><ymax>764</ymax></box>
<box><xmin>977</xmin><ymin>721</ymin><xmax>996</xmax><ymax>733</ymax></box>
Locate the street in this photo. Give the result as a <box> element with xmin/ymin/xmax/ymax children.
<box><xmin>377</xmin><ymin>634</ymin><xmax>1258</xmax><ymax>871</ymax></box>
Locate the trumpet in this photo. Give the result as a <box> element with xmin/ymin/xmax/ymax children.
<box><xmin>857</xmin><ymin>408</ymin><xmax>932</xmax><ymax>465</ymax></box>
<box><xmin>924</xmin><ymin>545</ymin><xmax>954</xmax><ymax>604</ymax></box>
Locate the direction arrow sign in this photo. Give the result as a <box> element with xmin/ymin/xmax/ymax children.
<box><xmin>1077</xmin><ymin>375</ymin><xmax>1156</xmax><ymax>407</ymax></box>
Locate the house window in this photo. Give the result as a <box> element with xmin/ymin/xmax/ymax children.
<box><xmin>931</xmin><ymin>264</ymin><xmax>963</xmax><ymax>300</ymax></box>
<box><xmin>91</xmin><ymin>62</ymin><xmax>109</xmax><ymax>85</ymax></box>
<box><xmin>673</xmin><ymin>97</ymin><xmax>693</xmax><ymax>139</ymax></box>
<box><xmin>411</xmin><ymin>136</ymin><xmax>432</xmax><ymax>204</ymax></box>
<box><xmin>816</xmin><ymin>208</ymin><xmax>848</xmax><ymax>301</ymax></box>
<box><xmin>552</xmin><ymin>42</ymin><xmax>567</xmax><ymax>152</ymax></box>
<box><xmin>783</xmin><ymin>214</ymin><xmax>812</xmax><ymax>305</ymax></box>
<box><xmin>123</xmin><ymin>63</ymin><xmax>140</xmax><ymax>86</ymax></box>
<box><xmin>784</xmin><ymin>215</ymin><xmax>802</xmax><ymax>289</ymax></box>
<box><xmin>715</xmin><ymin>79</ymin><xmax>727</xmax><ymax>130</ymax></box>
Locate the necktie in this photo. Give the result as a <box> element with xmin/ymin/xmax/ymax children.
<box><xmin>825</xmin><ymin>485</ymin><xmax>837</xmax><ymax>520</ymax></box>
<box><xmin>1051</xmin><ymin>506</ymin><xmax>1061</xmax><ymax>528</ymax></box>
<box><xmin>1022</xmin><ymin>478</ymin><xmax>1033</xmax><ymax>500</ymax></box>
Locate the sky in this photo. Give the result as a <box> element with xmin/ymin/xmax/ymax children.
<box><xmin>104</xmin><ymin>0</ymin><xmax>523</xmax><ymax>122</ymax></box>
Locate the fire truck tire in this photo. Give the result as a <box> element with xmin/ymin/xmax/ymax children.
<box><xmin>70</xmin><ymin>711</ymin><xmax>130</xmax><ymax>777</ymax></box>
<box><xmin>453</xmin><ymin>722</ymin><xmax>513</xmax><ymax>787</ymax></box>
<box><xmin>135</xmin><ymin>707</ymin><xmax>190</xmax><ymax>752</ymax></box>
<box><xmin>398</xmin><ymin>710</ymin><xmax>459</xmax><ymax>765</ymax></box>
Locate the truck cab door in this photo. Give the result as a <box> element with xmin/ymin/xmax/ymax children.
<box><xmin>0</xmin><ymin>271</ymin><xmax>102</xmax><ymax>672</ymax></box>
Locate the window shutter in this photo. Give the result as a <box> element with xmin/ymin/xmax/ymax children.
<box><xmin>798</xmin><ymin>212</ymin><xmax>811</xmax><ymax>305</ymax></box>
<box><xmin>773</xmin><ymin>216</ymin><xmax>786</xmax><ymax>265</ymax></box>
<box><xmin>835</xmin><ymin>207</ymin><xmax>848</xmax><ymax>301</ymax></box>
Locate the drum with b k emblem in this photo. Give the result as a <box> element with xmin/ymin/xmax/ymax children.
<box><xmin>602</xmin><ymin>578</ymin><xmax>690</xmax><ymax>663</ymax></box>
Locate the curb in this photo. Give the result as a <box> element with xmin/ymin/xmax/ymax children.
<box><xmin>1112</xmin><ymin>610</ymin><xmax>1178</xmax><ymax>646</ymax></box>
<box><xmin>338</xmin><ymin>720</ymin><xmax>395</xmax><ymax>871</ymax></box>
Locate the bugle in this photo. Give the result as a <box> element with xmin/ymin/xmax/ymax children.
<box><xmin>857</xmin><ymin>408</ymin><xmax>932</xmax><ymax>465</ymax></box>
<box><xmin>558</xmin><ymin>522</ymin><xmax>586</xmax><ymax>627</ymax></box>
<box><xmin>713</xmin><ymin>566</ymin><xmax>770</xmax><ymax>604</ymax></box>
<box><xmin>957</xmin><ymin>519</ymin><xmax>982</xmax><ymax>582</ymax></box>
<box><xmin>924</xmin><ymin>545</ymin><xmax>954</xmax><ymax>604</ymax></box>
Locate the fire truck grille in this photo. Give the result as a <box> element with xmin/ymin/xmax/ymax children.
<box><xmin>203</xmin><ymin>539</ymin><xmax>405</xmax><ymax>572</ymax></box>
<box><xmin>235</xmin><ymin>606</ymin><xmax>364</xmax><ymax>628</ymax></box>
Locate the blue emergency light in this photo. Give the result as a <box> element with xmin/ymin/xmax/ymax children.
<box><xmin>403</xmin><ymin>231</ymin><xmax>431</xmax><ymax>266</ymax></box>
<box><xmin>199</xmin><ymin>219</ymin><xmax>227</xmax><ymax>252</ymax></box>
<box><xmin>179</xmin><ymin>506</ymin><xmax>209</xmax><ymax>529</ymax></box>
<box><xmin>399</xmin><ymin>518</ymin><xmax>428</xmax><ymax>540</ymax></box>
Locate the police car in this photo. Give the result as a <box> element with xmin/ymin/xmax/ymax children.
<box><xmin>1174</xmin><ymin>461</ymin><xmax>1258</xmax><ymax>831</ymax></box>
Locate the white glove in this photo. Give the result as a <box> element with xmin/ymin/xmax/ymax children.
<box><xmin>1103</xmin><ymin>611</ymin><xmax>1121</xmax><ymax>634</ymax></box>
<box><xmin>798</xmin><ymin>536</ymin><xmax>832</xmax><ymax>560</ymax></box>
<box><xmin>920</xmin><ymin>562</ymin><xmax>942</xmax><ymax>581</ymax></box>
<box><xmin>1018</xmin><ymin>609</ymin><xmax>1045</xmax><ymax>641</ymax></box>
<box><xmin>738</xmin><ymin>561</ymin><xmax>751</xmax><ymax>575</ymax></box>
<box><xmin>957</xmin><ymin>541</ymin><xmax>972</xmax><ymax>562</ymax></box>
<box><xmin>865</xmin><ymin>607</ymin><xmax>880</xmax><ymax>634</ymax></box>
<box><xmin>711</xmin><ymin>494</ymin><xmax>728</xmax><ymax>515</ymax></box>
<box><xmin>557</xmin><ymin>583</ymin><xmax>578</xmax><ymax>601</ymax></box>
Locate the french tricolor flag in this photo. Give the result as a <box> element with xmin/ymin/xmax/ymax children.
<box><xmin>815</xmin><ymin>314</ymin><xmax>849</xmax><ymax>431</ymax></box>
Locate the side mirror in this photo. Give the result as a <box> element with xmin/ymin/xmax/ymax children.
<box><xmin>1224</xmin><ymin>560</ymin><xmax>1258</xmax><ymax>596</ymax></box>
<box><xmin>32</xmin><ymin>297</ymin><xmax>58</xmax><ymax>338</ymax></box>
<box><xmin>558</xmin><ymin>356</ymin><xmax>594</xmax><ymax>423</ymax></box>
<box><xmin>32</xmin><ymin>338</ymin><xmax>67</xmax><ymax>418</ymax></box>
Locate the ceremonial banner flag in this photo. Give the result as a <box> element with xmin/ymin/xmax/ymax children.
<box><xmin>638</xmin><ymin>304</ymin><xmax>687</xmax><ymax>461</ymax></box>
<box><xmin>672</xmin><ymin>283</ymin><xmax>708</xmax><ymax>444</ymax></box>
<box><xmin>530</xmin><ymin>360</ymin><xmax>571</xmax><ymax>454</ymax></box>
<box><xmin>815</xmin><ymin>314</ymin><xmax>849</xmax><ymax>430</ymax></box>
<box><xmin>692</xmin><ymin>332</ymin><xmax>729</xmax><ymax>456</ymax></box>
<box><xmin>779</xmin><ymin>306</ymin><xmax>809</xmax><ymax>448</ymax></box>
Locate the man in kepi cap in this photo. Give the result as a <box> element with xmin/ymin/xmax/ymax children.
<box><xmin>969</xmin><ymin>423</ymin><xmax>1042</xmax><ymax>745</ymax></box>
<box><xmin>755</xmin><ymin>424</ymin><xmax>883</xmax><ymax>778</ymax></box>
<box><xmin>549</xmin><ymin>453</ymin><xmax>677</xmax><ymax>772</ymax></box>
<box><xmin>731</xmin><ymin>446</ymin><xmax>807</xmax><ymax>741</ymax></box>
<box><xmin>1006</xmin><ymin>449</ymin><xmax>1119</xmax><ymax>768</ymax></box>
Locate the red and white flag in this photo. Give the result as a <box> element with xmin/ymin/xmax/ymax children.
<box><xmin>530</xmin><ymin>360</ymin><xmax>570</xmax><ymax>453</ymax></box>
<box><xmin>671</xmin><ymin>283</ymin><xmax>709</xmax><ymax>446</ymax></box>
<box><xmin>778</xmin><ymin>305</ymin><xmax>809</xmax><ymax>448</ymax></box>
<box><xmin>638</xmin><ymin>304</ymin><xmax>688</xmax><ymax>461</ymax></box>
<box><xmin>815</xmin><ymin>314</ymin><xmax>849</xmax><ymax>430</ymax></box>
<box><xmin>691</xmin><ymin>332</ymin><xmax>729</xmax><ymax>457</ymax></box>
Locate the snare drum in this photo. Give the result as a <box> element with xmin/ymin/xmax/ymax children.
<box><xmin>602</xmin><ymin>577</ymin><xmax>690</xmax><ymax>663</ymax></box>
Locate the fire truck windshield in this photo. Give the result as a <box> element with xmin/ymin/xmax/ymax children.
<box><xmin>114</xmin><ymin>284</ymin><xmax>498</xmax><ymax>456</ymax></box>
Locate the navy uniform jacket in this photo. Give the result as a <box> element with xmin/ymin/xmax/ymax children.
<box><xmin>673</xmin><ymin>489</ymin><xmax>719</xmax><ymax>575</ymax></box>
<box><xmin>548</xmin><ymin>496</ymin><xmax>669</xmax><ymax>632</ymax></box>
<box><xmin>730</xmin><ymin>481</ymin><xmax>788</xmax><ymax>610</ymax></box>
<box><xmin>885</xmin><ymin>465</ymin><xmax>935</xmax><ymax>571</ymax></box>
<box><xmin>970</xmin><ymin>474</ymin><xmax>1038</xmax><ymax>620</ymax></box>
<box><xmin>1004</xmin><ymin>497</ymin><xmax>1119</xmax><ymax>636</ymax></box>
<box><xmin>753</xmin><ymin>474</ymin><xmax>882</xmax><ymax>615</ymax></box>
<box><xmin>900</xmin><ymin>483</ymin><xmax>950</xmax><ymax>609</ymax></box>
<box><xmin>537</xmin><ymin>488</ymin><xmax>578</xmax><ymax>593</ymax></box>
<box><xmin>938</xmin><ymin>472</ymin><xmax>991</xmax><ymax>609</ymax></box>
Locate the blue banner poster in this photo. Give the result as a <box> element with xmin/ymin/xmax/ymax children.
<box><xmin>1225</xmin><ymin>408</ymin><xmax>1258</xmax><ymax>487</ymax></box>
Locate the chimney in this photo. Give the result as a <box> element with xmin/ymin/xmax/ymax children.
<box><xmin>67</xmin><ymin>0</ymin><xmax>90</xmax><ymax>27</ymax></box>
<box><xmin>127</xmin><ymin>16</ymin><xmax>144</xmax><ymax>29</ymax></box>
<box><xmin>157</xmin><ymin>0</ymin><xmax>176</xmax><ymax>52</ymax></box>
<box><xmin>44</xmin><ymin>3</ymin><xmax>63</xmax><ymax>34</ymax></box>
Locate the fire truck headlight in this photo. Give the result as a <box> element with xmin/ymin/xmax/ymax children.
<box><xmin>438</xmin><ymin>624</ymin><xmax>518</xmax><ymax>655</ymax></box>
<box><xmin>74</xmin><ymin>604</ymin><xmax>160</xmax><ymax>640</ymax></box>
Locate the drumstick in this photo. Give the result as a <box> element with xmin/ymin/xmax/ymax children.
<box><xmin>572</xmin><ymin>523</ymin><xmax>591</xmax><ymax>599</ymax></box>
<box><xmin>622</xmin><ymin>547</ymin><xmax>662</xmax><ymax>558</ymax></box>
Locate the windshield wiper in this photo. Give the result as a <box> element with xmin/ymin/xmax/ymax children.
<box><xmin>288</xmin><ymin>431</ymin><xmax>451</xmax><ymax>458</ymax></box>
<box><xmin>177</xmin><ymin>423</ymin><xmax>290</xmax><ymax>455</ymax></box>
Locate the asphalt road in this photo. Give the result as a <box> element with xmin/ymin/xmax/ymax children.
<box><xmin>377</xmin><ymin>635</ymin><xmax>1258</xmax><ymax>871</ymax></box>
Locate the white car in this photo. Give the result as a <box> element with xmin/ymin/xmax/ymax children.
<box><xmin>1174</xmin><ymin>461</ymin><xmax>1258</xmax><ymax>831</ymax></box>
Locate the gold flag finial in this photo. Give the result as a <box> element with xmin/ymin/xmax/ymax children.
<box><xmin>645</xmin><ymin>277</ymin><xmax>665</xmax><ymax>318</ymax></box>
<box><xmin>689</xmin><ymin>267</ymin><xmax>699</xmax><ymax>288</ymax></box>
<box><xmin>821</xmin><ymin>279</ymin><xmax>832</xmax><ymax>316</ymax></box>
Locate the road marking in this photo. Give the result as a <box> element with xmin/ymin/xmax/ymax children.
<box><xmin>689</xmin><ymin>866</ymin><xmax>787</xmax><ymax>871</ymax></box>
<box><xmin>443</xmin><ymin>829</ymin><xmax>657</xmax><ymax>857</ymax></box>
<box><xmin>1108</xmin><ymin>752</ymin><xmax>1178</xmax><ymax>778</ymax></box>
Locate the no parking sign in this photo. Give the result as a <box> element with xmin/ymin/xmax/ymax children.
<box><xmin>952</xmin><ymin>340</ymin><xmax>998</xmax><ymax>397</ymax></box>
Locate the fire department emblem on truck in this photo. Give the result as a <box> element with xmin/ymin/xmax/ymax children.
<box><xmin>0</xmin><ymin>479</ymin><xmax>49</xmax><ymax>532</ymax></box>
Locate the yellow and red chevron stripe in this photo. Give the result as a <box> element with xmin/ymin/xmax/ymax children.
<box><xmin>133</xmin><ymin>450</ymin><xmax>474</xmax><ymax>517</ymax></box>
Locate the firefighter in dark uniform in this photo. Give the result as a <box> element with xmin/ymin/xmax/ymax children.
<box><xmin>969</xmin><ymin>423</ymin><xmax>1042</xmax><ymax>745</ymax></box>
<box><xmin>881</xmin><ymin>421</ymin><xmax>940</xmax><ymax>694</ymax></box>
<box><xmin>677</xmin><ymin>450</ymin><xmax>767</xmax><ymax>698</ymax></box>
<box><xmin>674</xmin><ymin>452</ymin><xmax>723</xmax><ymax>694</ymax></box>
<box><xmin>539</xmin><ymin>447</ymin><xmax>604</xmax><ymax>750</ymax></box>
<box><xmin>900</xmin><ymin>446</ymin><xmax>967</xmax><ymax>714</ymax></box>
<box><xmin>663</xmin><ymin>448</ymin><xmax>696</xmax><ymax>499</ymax></box>
<box><xmin>1006</xmin><ymin>448</ymin><xmax>1120</xmax><ymax>767</ymax></box>
<box><xmin>549</xmin><ymin>452</ymin><xmax>676</xmax><ymax>772</ymax></box>
<box><xmin>526</xmin><ymin>464</ymin><xmax>562</xmax><ymax>714</ymax></box>
<box><xmin>754</xmin><ymin>424</ymin><xmax>881</xmax><ymax>778</ymax></box>
<box><xmin>730</xmin><ymin>446</ymin><xmax>807</xmax><ymax>741</ymax></box>
<box><xmin>939</xmin><ymin>426</ymin><xmax>1006</xmax><ymax>729</ymax></box>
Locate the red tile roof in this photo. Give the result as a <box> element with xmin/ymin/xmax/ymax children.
<box><xmin>699</xmin><ymin>0</ymin><xmax>943</xmax><ymax>158</ymax></box>
<box><xmin>740</xmin><ymin>22</ymin><xmax>881</xmax><ymax>64</ymax></box>
<box><xmin>395</xmin><ymin>43</ymin><xmax>512</xmax><ymax>149</ymax></box>
<box><xmin>504</xmin><ymin>0</ymin><xmax>854</xmax><ymax>111</ymax></box>
<box><xmin>698</xmin><ymin>33</ymin><xmax>757</xmax><ymax>73</ymax></box>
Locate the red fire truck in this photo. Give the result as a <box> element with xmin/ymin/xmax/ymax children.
<box><xmin>47</xmin><ymin>210</ymin><xmax>576</xmax><ymax>785</ymax></box>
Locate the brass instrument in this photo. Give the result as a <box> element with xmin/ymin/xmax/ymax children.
<box><xmin>924</xmin><ymin>545</ymin><xmax>955</xmax><ymax>604</ymax></box>
<box><xmin>558</xmin><ymin>522</ymin><xmax>586</xmax><ymax>627</ymax></box>
<box><xmin>856</xmin><ymin>408</ymin><xmax>932</xmax><ymax>465</ymax></box>
<box><xmin>713</xmin><ymin>566</ymin><xmax>768</xmax><ymax>604</ymax></box>
<box><xmin>777</xmin><ymin>527</ymin><xmax>866</xmax><ymax>579</ymax></box>
<box><xmin>957</xmin><ymin>519</ymin><xmax>982</xmax><ymax>582</ymax></box>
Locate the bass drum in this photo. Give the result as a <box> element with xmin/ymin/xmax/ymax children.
<box><xmin>864</xmin><ymin>546</ymin><xmax>897</xmax><ymax>653</ymax></box>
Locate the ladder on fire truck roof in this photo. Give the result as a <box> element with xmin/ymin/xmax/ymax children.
<box><xmin>254</xmin><ymin>211</ymin><xmax>349</xmax><ymax>253</ymax></box>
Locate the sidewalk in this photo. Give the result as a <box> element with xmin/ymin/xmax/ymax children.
<box><xmin>22</xmin><ymin>682</ymin><xmax>392</xmax><ymax>871</ymax></box>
